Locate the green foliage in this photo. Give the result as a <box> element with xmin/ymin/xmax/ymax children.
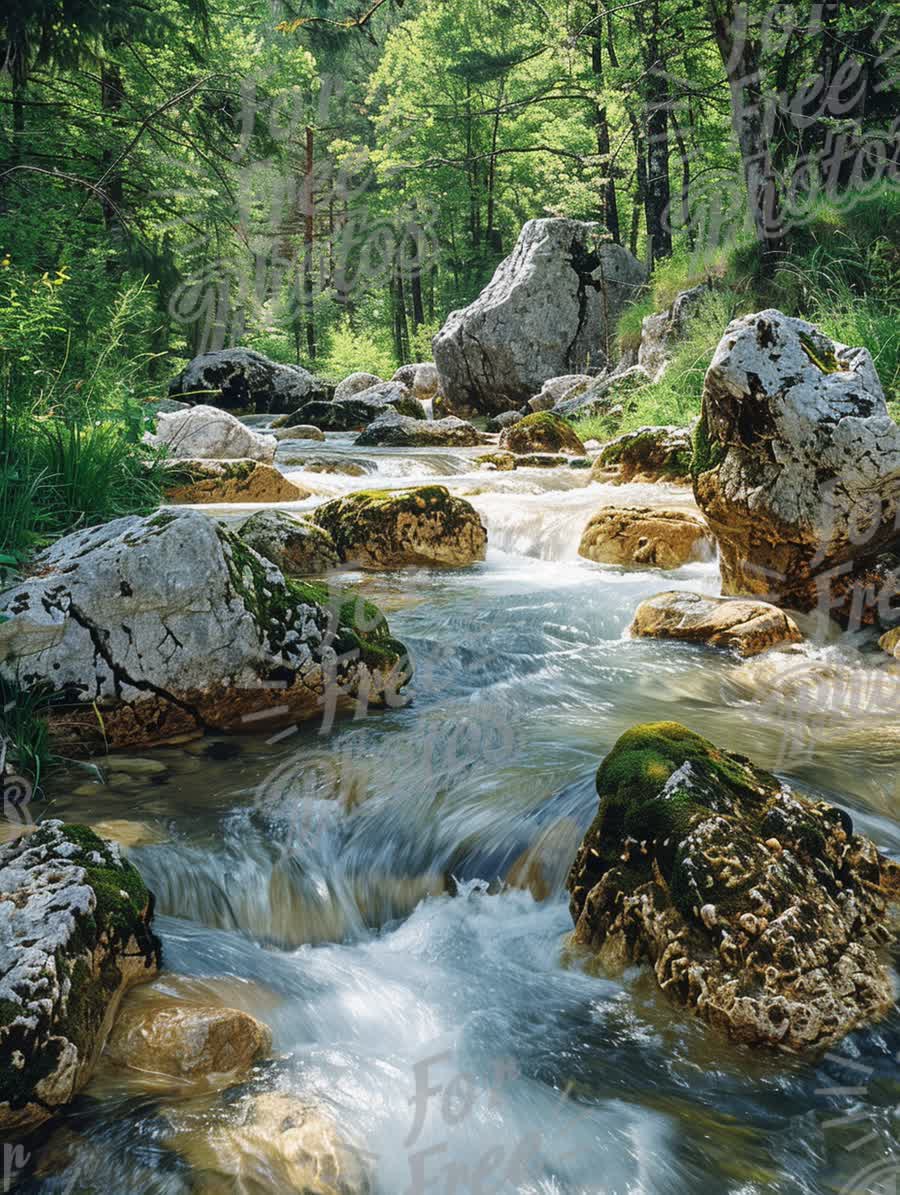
<box><xmin>0</xmin><ymin>676</ymin><xmax>55</xmax><ymax>788</ymax></box>
<box><xmin>0</xmin><ymin>263</ymin><xmax>167</xmax><ymax>561</ymax></box>
<box><xmin>316</xmin><ymin>316</ymin><xmax>397</xmax><ymax>381</ymax></box>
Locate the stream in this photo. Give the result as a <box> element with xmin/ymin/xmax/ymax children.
<box><xmin>20</xmin><ymin>426</ymin><xmax>900</xmax><ymax>1195</ymax></box>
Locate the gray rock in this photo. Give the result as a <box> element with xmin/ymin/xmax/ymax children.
<box><xmin>591</xmin><ymin>425</ymin><xmax>693</xmax><ymax>483</ymax></box>
<box><xmin>0</xmin><ymin>510</ymin><xmax>411</xmax><ymax>749</ymax></box>
<box><xmin>144</xmin><ymin>398</ymin><xmax>190</xmax><ymax>418</ymax></box>
<box><xmin>146</xmin><ymin>405</ymin><xmax>276</xmax><ymax>463</ymax></box>
<box><xmin>553</xmin><ymin>365</ymin><xmax>650</xmax><ymax>420</ymax></box>
<box><xmin>0</xmin><ymin>821</ymin><xmax>160</xmax><ymax>1133</ymax></box>
<box><xmin>271</xmin><ymin>424</ymin><xmax>325</xmax><ymax>441</ymax></box>
<box><xmin>285</xmin><ymin>383</ymin><xmax>426</xmax><ymax>431</ymax></box>
<box><xmin>168</xmin><ymin>348</ymin><xmax>329</xmax><ymax>414</ymax></box>
<box><xmin>638</xmin><ymin>283</ymin><xmax>712</xmax><ymax>381</ymax></box>
<box><xmin>433</xmin><ymin>219</ymin><xmax>647</xmax><ymax>414</ymax></box>
<box><xmin>527</xmin><ymin>374</ymin><xmax>593</xmax><ymax>412</ymax></box>
<box><xmin>333</xmin><ymin>372</ymin><xmax>383</xmax><ymax>403</ymax></box>
<box><xmin>485</xmin><ymin>409</ymin><xmax>524</xmax><ymax>433</ymax></box>
<box><xmin>391</xmin><ymin>362</ymin><xmax>442</xmax><ymax>402</ymax></box>
<box><xmin>238</xmin><ymin>510</ymin><xmax>339</xmax><ymax>575</ymax></box>
<box><xmin>694</xmin><ymin>309</ymin><xmax>900</xmax><ymax>618</ymax></box>
<box><xmin>355</xmin><ymin>412</ymin><xmax>485</xmax><ymax>448</ymax></box>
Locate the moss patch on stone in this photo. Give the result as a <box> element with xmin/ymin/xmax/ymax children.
<box><xmin>691</xmin><ymin>410</ymin><xmax>726</xmax><ymax>478</ymax></box>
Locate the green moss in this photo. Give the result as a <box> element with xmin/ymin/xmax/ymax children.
<box><xmin>798</xmin><ymin>331</ymin><xmax>849</xmax><ymax>374</ymax></box>
<box><xmin>56</xmin><ymin>823</ymin><xmax>151</xmax><ymax>942</ymax></box>
<box><xmin>691</xmin><ymin>410</ymin><xmax>726</xmax><ymax>477</ymax></box>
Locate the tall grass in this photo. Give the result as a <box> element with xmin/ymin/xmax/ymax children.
<box><xmin>594</xmin><ymin>186</ymin><xmax>900</xmax><ymax>440</ymax></box>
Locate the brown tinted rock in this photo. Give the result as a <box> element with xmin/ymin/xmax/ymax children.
<box><xmin>567</xmin><ymin>722</ymin><xmax>900</xmax><ymax>1052</ymax></box>
<box><xmin>630</xmin><ymin>590</ymin><xmax>803</xmax><ymax>656</ymax></box>
<box><xmin>499</xmin><ymin>412</ymin><xmax>586</xmax><ymax>455</ymax></box>
<box><xmin>579</xmin><ymin>507</ymin><xmax>713</xmax><ymax>568</ymax></box>
<box><xmin>311</xmin><ymin>486</ymin><xmax>487</xmax><ymax>568</ymax></box>
<box><xmin>164</xmin><ymin>459</ymin><xmax>309</xmax><ymax>504</ymax></box>
<box><xmin>591</xmin><ymin>425</ymin><xmax>692</xmax><ymax>484</ymax></box>
<box><xmin>238</xmin><ymin>510</ymin><xmax>339</xmax><ymax>574</ymax></box>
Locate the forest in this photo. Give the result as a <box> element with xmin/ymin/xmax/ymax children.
<box><xmin>1</xmin><ymin>1</ymin><xmax>900</xmax><ymax>1192</ymax></box>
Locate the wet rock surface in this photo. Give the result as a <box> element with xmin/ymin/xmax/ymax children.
<box><xmin>629</xmin><ymin>590</ymin><xmax>804</xmax><ymax>656</ymax></box>
<box><xmin>0</xmin><ymin>821</ymin><xmax>160</xmax><ymax>1133</ymax></box>
<box><xmin>579</xmin><ymin>507</ymin><xmax>713</xmax><ymax>569</ymax></box>
<box><xmin>163</xmin><ymin>459</ymin><xmax>309</xmax><ymax>504</ymax></box>
<box><xmin>311</xmin><ymin>486</ymin><xmax>487</xmax><ymax>568</ymax></box>
<box><xmin>568</xmin><ymin>722</ymin><xmax>900</xmax><ymax>1052</ymax></box>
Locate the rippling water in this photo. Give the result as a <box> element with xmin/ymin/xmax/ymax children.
<box><xmin>21</xmin><ymin>428</ymin><xmax>900</xmax><ymax>1195</ymax></box>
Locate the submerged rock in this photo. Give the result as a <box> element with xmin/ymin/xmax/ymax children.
<box><xmin>499</xmin><ymin>412</ymin><xmax>586</xmax><ymax>456</ymax></box>
<box><xmin>0</xmin><ymin>821</ymin><xmax>160</xmax><ymax>1132</ymax></box>
<box><xmin>103</xmin><ymin>999</ymin><xmax>271</xmax><ymax>1094</ymax></box>
<box><xmin>271</xmin><ymin>423</ymin><xmax>325</xmax><ymax>441</ymax></box>
<box><xmin>567</xmin><ymin>722</ymin><xmax>900</xmax><ymax>1052</ymax></box>
<box><xmin>433</xmin><ymin>218</ymin><xmax>647</xmax><ymax>414</ymax></box>
<box><xmin>163</xmin><ymin>459</ymin><xmax>308</xmax><ymax>504</ymax></box>
<box><xmin>591</xmin><ymin>425</ymin><xmax>692</xmax><ymax>484</ymax></box>
<box><xmin>238</xmin><ymin>510</ymin><xmax>339</xmax><ymax>575</ymax></box>
<box><xmin>0</xmin><ymin>510</ymin><xmax>410</xmax><ymax>749</ymax></box>
<box><xmin>168</xmin><ymin>348</ymin><xmax>328</xmax><ymax>414</ymax></box>
<box><xmin>630</xmin><ymin>591</ymin><xmax>803</xmax><ymax>656</ymax></box>
<box><xmin>311</xmin><ymin>486</ymin><xmax>487</xmax><ymax>568</ymax></box>
<box><xmin>355</xmin><ymin>412</ymin><xmax>484</xmax><ymax>448</ymax></box>
<box><xmin>166</xmin><ymin>1090</ymin><xmax>371</xmax><ymax>1195</ymax></box>
<box><xmin>693</xmin><ymin>310</ymin><xmax>900</xmax><ymax>621</ymax></box>
<box><xmin>579</xmin><ymin>507</ymin><xmax>713</xmax><ymax>569</ymax></box>
<box><xmin>285</xmin><ymin>383</ymin><xmax>425</xmax><ymax>431</ymax></box>
<box><xmin>147</xmin><ymin>405</ymin><xmax>276</xmax><ymax>463</ymax></box>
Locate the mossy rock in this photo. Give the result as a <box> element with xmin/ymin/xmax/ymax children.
<box><xmin>237</xmin><ymin>510</ymin><xmax>339</xmax><ymax>575</ymax></box>
<box><xmin>498</xmin><ymin>411</ymin><xmax>586</xmax><ymax>456</ymax></box>
<box><xmin>592</xmin><ymin>426</ymin><xmax>692</xmax><ymax>484</ymax></box>
<box><xmin>475</xmin><ymin>452</ymin><xmax>517</xmax><ymax>471</ymax></box>
<box><xmin>0</xmin><ymin>821</ymin><xmax>160</xmax><ymax>1133</ymax></box>
<box><xmin>567</xmin><ymin>722</ymin><xmax>900</xmax><ymax>1052</ymax></box>
<box><xmin>310</xmin><ymin>486</ymin><xmax>487</xmax><ymax>569</ymax></box>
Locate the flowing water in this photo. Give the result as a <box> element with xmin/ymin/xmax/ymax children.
<box><xmin>18</xmin><ymin>427</ymin><xmax>900</xmax><ymax>1195</ymax></box>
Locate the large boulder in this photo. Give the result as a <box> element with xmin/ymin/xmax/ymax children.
<box><xmin>147</xmin><ymin>405</ymin><xmax>276</xmax><ymax>463</ymax></box>
<box><xmin>433</xmin><ymin>219</ymin><xmax>647</xmax><ymax>414</ymax></box>
<box><xmin>311</xmin><ymin>486</ymin><xmax>487</xmax><ymax>568</ymax></box>
<box><xmin>567</xmin><ymin>722</ymin><xmax>900</xmax><ymax>1052</ymax></box>
<box><xmin>333</xmin><ymin>371</ymin><xmax>383</xmax><ymax>403</ymax></box>
<box><xmin>498</xmin><ymin>412</ymin><xmax>586</xmax><ymax>456</ymax></box>
<box><xmin>0</xmin><ymin>821</ymin><xmax>160</xmax><ymax>1133</ymax></box>
<box><xmin>693</xmin><ymin>311</ymin><xmax>900</xmax><ymax>621</ymax></box>
<box><xmin>579</xmin><ymin>507</ymin><xmax>713</xmax><ymax>569</ymax></box>
<box><xmin>238</xmin><ymin>510</ymin><xmax>339</xmax><ymax>574</ymax></box>
<box><xmin>284</xmin><ymin>383</ymin><xmax>425</xmax><ymax>431</ymax></box>
<box><xmin>591</xmin><ymin>425</ymin><xmax>693</xmax><ymax>484</ymax></box>
<box><xmin>163</xmin><ymin>459</ymin><xmax>309</xmax><ymax>504</ymax></box>
<box><xmin>168</xmin><ymin>348</ymin><xmax>329</xmax><ymax>414</ymax></box>
<box><xmin>0</xmin><ymin>510</ymin><xmax>410</xmax><ymax>749</ymax></box>
<box><xmin>629</xmin><ymin>590</ymin><xmax>803</xmax><ymax>656</ymax></box>
<box><xmin>355</xmin><ymin>412</ymin><xmax>485</xmax><ymax>448</ymax></box>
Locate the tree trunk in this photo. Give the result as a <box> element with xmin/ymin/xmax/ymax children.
<box><xmin>589</xmin><ymin>0</ymin><xmax>620</xmax><ymax>241</ymax></box>
<box><xmin>710</xmin><ymin>0</ymin><xmax>785</xmax><ymax>265</ymax></box>
<box><xmin>636</xmin><ymin>0</ymin><xmax>672</xmax><ymax>265</ymax></box>
<box><xmin>302</xmin><ymin>125</ymin><xmax>316</xmax><ymax>361</ymax></box>
<box><xmin>100</xmin><ymin>61</ymin><xmax>125</xmax><ymax>245</ymax></box>
<box><xmin>629</xmin><ymin>113</ymin><xmax>647</xmax><ymax>257</ymax></box>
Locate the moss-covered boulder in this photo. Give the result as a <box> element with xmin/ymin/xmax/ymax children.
<box><xmin>163</xmin><ymin>458</ymin><xmax>309</xmax><ymax>504</ymax></box>
<box><xmin>475</xmin><ymin>451</ymin><xmax>518</xmax><ymax>471</ymax></box>
<box><xmin>568</xmin><ymin>723</ymin><xmax>900</xmax><ymax>1052</ymax></box>
<box><xmin>498</xmin><ymin>411</ymin><xmax>586</xmax><ymax>455</ymax></box>
<box><xmin>237</xmin><ymin>510</ymin><xmax>339</xmax><ymax>575</ymax></box>
<box><xmin>0</xmin><ymin>510</ymin><xmax>411</xmax><ymax>749</ymax></box>
<box><xmin>630</xmin><ymin>590</ymin><xmax>803</xmax><ymax>656</ymax></box>
<box><xmin>311</xmin><ymin>486</ymin><xmax>487</xmax><ymax>568</ymax></box>
<box><xmin>579</xmin><ymin>507</ymin><xmax>713</xmax><ymax>569</ymax></box>
<box><xmin>591</xmin><ymin>425</ymin><xmax>692</xmax><ymax>484</ymax></box>
<box><xmin>0</xmin><ymin>821</ymin><xmax>160</xmax><ymax>1133</ymax></box>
